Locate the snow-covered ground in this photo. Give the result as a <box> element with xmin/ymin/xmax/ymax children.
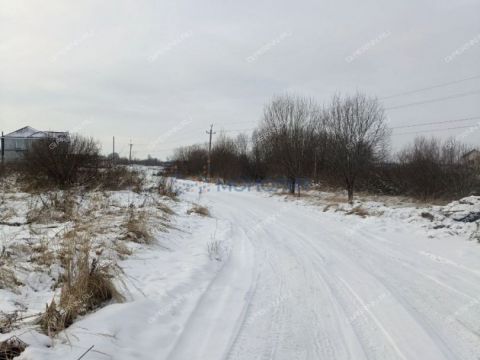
<box><xmin>1</xmin><ymin>171</ymin><xmax>480</xmax><ymax>359</ymax></box>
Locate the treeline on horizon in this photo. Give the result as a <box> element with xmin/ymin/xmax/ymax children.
<box><xmin>171</xmin><ymin>92</ymin><xmax>480</xmax><ymax>202</ymax></box>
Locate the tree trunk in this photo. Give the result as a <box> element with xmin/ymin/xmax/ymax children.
<box><xmin>289</xmin><ymin>178</ymin><xmax>296</xmax><ymax>194</ymax></box>
<box><xmin>347</xmin><ymin>186</ymin><xmax>354</xmax><ymax>203</ymax></box>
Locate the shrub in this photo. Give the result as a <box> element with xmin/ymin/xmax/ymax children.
<box><xmin>172</xmin><ymin>133</ymin><xmax>258</xmax><ymax>181</ymax></box>
<box><xmin>21</xmin><ymin>135</ymin><xmax>100</xmax><ymax>189</ymax></box>
<box><xmin>396</xmin><ymin>137</ymin><xmax>479</xmax><ymax>200</ymax></box>
<box><xmin>353</xmin><ymin>138</ymin><xmax>480</xmax><ymax>201</ymax></box>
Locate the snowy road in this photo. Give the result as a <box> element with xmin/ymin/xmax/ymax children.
<box><xmin>24</xmin><ymin>183</ymin><xmax>480</xmax><ymax>360</ymax></box>
<box><xmin>171</xmin><ymin>185</ymin><xmax>480</xmax><ymax>360</ymax></box>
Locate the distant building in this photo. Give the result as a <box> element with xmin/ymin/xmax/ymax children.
<box><xmin>1</xmin><ymin>126</ymin><xmax>69</xmax><ymax>162</ymax></box>
<box><xmin>463</xmin><ymin>149</ymin><xmax>480</xmax><ymax>168</ymax></box>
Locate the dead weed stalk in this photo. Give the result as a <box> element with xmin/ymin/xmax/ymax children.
<box><xmin>38</xmin><ymin>236</ymin><xmax>123</xmax><ymax>337</ymax></box>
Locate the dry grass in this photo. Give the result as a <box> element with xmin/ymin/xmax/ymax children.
<box><xmin>122</xmin><ymin>208</ymin><xmax>153</xmax><ymax>244</ymax></box>
<box><xmin>324</xmin><ymin>193</ymin><xmax>350</xmax><ymax>204</ymax></box>
<box><xmin>0</xmin><ymin>208</ymin><xmax>16</xmax><ymax>223</ymax></box>
<box><xmin>207</xmin><ymin>240</ymin><xmax>222</xmax><ymax>261</ymax></box>
<box><xmin>0</xmin><ymin>247</ymin><xmax>22</xmax><ymax>291</ymax></box>
<box><xmin>85</xmin><ymin>192</ymin><xmax>110</xmax><ymax>212</ymax></box>
<box><xmin>38</xmin><ymin>236</ymin><xmax>122</xmax><ymax>337</ymax></box>
<box><xmin>0</xmin><ymin>336</ymin><xmax>27</xmax><ymax>360</ymax></box>
<box><xmin>0</xmin><ymin>312</ymin><xmax>19</xmax><ymax>334</ymax></box>
<box><xmin>0</xmin><ymin>311</ymin><xmax>38</xmax><ymax>335</ymax></box>
<box><xmin>187</xmin><ymin>204</ymin><xmax>210</xmax><ymax>217</ymax></box>
<box><xmin>30</xmin><ymin>238</ymin><xmax>55</xmax><ymax>267</ymax></box>
<box><xmin>350</xmin><ymin>191</ymin><xmax>452</xmax><ymax>207</ymax></box>
<box><xmin>157</xmin><ymin>201</ymin><xmax>174</xmax><ymax>215</ymax></box>
<box><xmin>322</xmin><ymin>203</ymin><xmax>339</xmax><ymax>212</ymax></box>
<box><xmin>114</xmin><ymin>241</ymin><xmax>133</xmax><ymax>260</ymax></box>
<box><xmin>157</xmin><ymin>177</ymin><xmax>178</xmax><ymax>199</ymax></box>
<box><xmin>0</xmin><ymin>268</ymin><xmax>21</xmax><ymax>292</ymax></box>
<box><xmin>470</xmin><ymin>222</ymin><xmax>480</xmax><ymax>243</ymax></box>
<box><xmin>92</xmin><ymin>166</ymin><xmax>145</xmax><ymax>192</ymax></box>
<box><xmin>26</xmin><ymin>191</ymin><xmax>77</xmax><ymax>224</ymax></box>
<box><xmin>346</xmin><ymin>206</ymin><xmax>369</xmax><ymax>218</ymax></box>
<box><xmin>1</xmin><ymin>170</ymin><xmax>165</xmax><ymax>340</ymax></box>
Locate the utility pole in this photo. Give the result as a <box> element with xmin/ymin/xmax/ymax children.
<box><xmin>1</xmin><ymin>132</ymin><xmax>4</xmax><ymax>165</ymax></box>
<box><xmin>129</xmin><ymin>139</ymin><xmax>133</xmax><ymax>163</ymax></box>
<box><xmin>206</xmin><ymin>124</ymin><xmax>216</xmax><ymax>180</ymax></box>
<box><xmin>112</xmin><ymin>136</ymin><xmax>115</xmax><ymax>165</ymax></box>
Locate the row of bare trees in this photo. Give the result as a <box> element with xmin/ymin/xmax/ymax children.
<box><xmin>172</xmin><ymin>92</ymin><xmax>479</xmax><ymax>201</ymax></box>
<box><xmin>174</xmin><ymin>93</ymin><xmax>391</xmax><ymax>201</ymax></box>
<box><xmin>256</xmin><ymin>93</ymin><xmax>389</xmax><ymax>199</ymax></box>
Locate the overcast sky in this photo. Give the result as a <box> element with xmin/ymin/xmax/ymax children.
<box><xmin>1</xmin><ymin>0</ymin><xmax>479</xmax><ymax>159</ymax></box>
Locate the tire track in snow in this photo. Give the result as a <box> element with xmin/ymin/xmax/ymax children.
<box><xmin>223</xmin><ymin>199</ymin><xmax>364</xmax><ymax>360</ymax></box>
<box><xmin>337</xmin><ymin>277</ymin><xmax>408</xmax><ymax>360</ymax></box>
<box><xmin>181</xmin><ymin>188</ymin><xmax>480</xmax><ymax>360</ymax></box>
<box><xmin>250</xmin><ymin>212</ymin><xmax>376</xmax><ymax>359</ymax></box>
<box><xmin>283</xmin><ymin>210</ymin><xmax>460</xmax><ymax>360</ymax></box>
<box><xmin>290</xmin><ymin>228</ymin><xmax>405</xmax><ymax>360</ymax></box>
<box><xmin>308</xmin><ymin>216</ymin><xmax>474</xmax><ymax>359</ymax></box>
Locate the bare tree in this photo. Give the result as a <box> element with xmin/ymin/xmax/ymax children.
<box><xmin>249</xmin><ymin>130</ymin><xmax>268</xmax><ymax>181</ymax></box>
<box><xmin>211</xmin><ymin>132</ymin><xmax>241</xmax><ymax>180</ymax></box>
<box><xmin>324</xmin><ymin>93</ymin><xmax>389</xmax><ymax>202</ymax></box>
<box><xmin>235</xmin><ymin>133</ymin><xmax>249</xmax><ymax>155</ymax></box>
<box><xmin>258</xmin><ymin>94</ymin><xmax>320</xmax><ymax>193</ymax></box>
<box><xmin>172</xmin><ymin>144</ymin><xmax>208</xmax><ymax>176</ymax></box>
<box><xmin>311</xmin><ymin>121</ymin><xmax>330</xmax><ymax>182</ymax></box>
<box><xmin>234</xmin><ymin>133</ymin><xmax>252</xmax><ymax>179</ymax></box>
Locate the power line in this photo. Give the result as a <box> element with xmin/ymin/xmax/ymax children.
<box><xmin>124</xmin><ymin>118</ymin><xmax>480</xmax><ymax>152</ymax></box>
<box><xmin>391</xmin><ymin>116</ymin><xmax>480</xmax><ymax>129</ymax></box>
<box><xmin>221</xmin><ymin>120</ymin><xmax>258</xmax><ymax>126</ymax></box>
<box><xmin>131</xmin><ymin>128</ymin><xmax>256</xmax><ymax>148</ymax></box>
<box><xmin>165</xmin><ymin>121</ymin><xmax>258</xmax><ymax>137</ymax></box>
<box><xmin>385</xmin><ymin>89</ymin><xmax>480</xmax><ymax>110</ymax></box>
<box><xmin>393</xmin><ymin>124</ymin><xmax>479</xmax><ymax>136</ymax></box>
<box><xmin>380</xmin><ymin>74</ymin><xmax>480</xmax><ymax>100</ymax></box>
<box><xmin>221</xmin><ymin>128</ymin><xmax>256</xmax><ymax>133</ymax></box>
<box><xmin>206</xmin><ymin>124</ymin><xmax>216</xmax><ymax>180</ymax></box>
